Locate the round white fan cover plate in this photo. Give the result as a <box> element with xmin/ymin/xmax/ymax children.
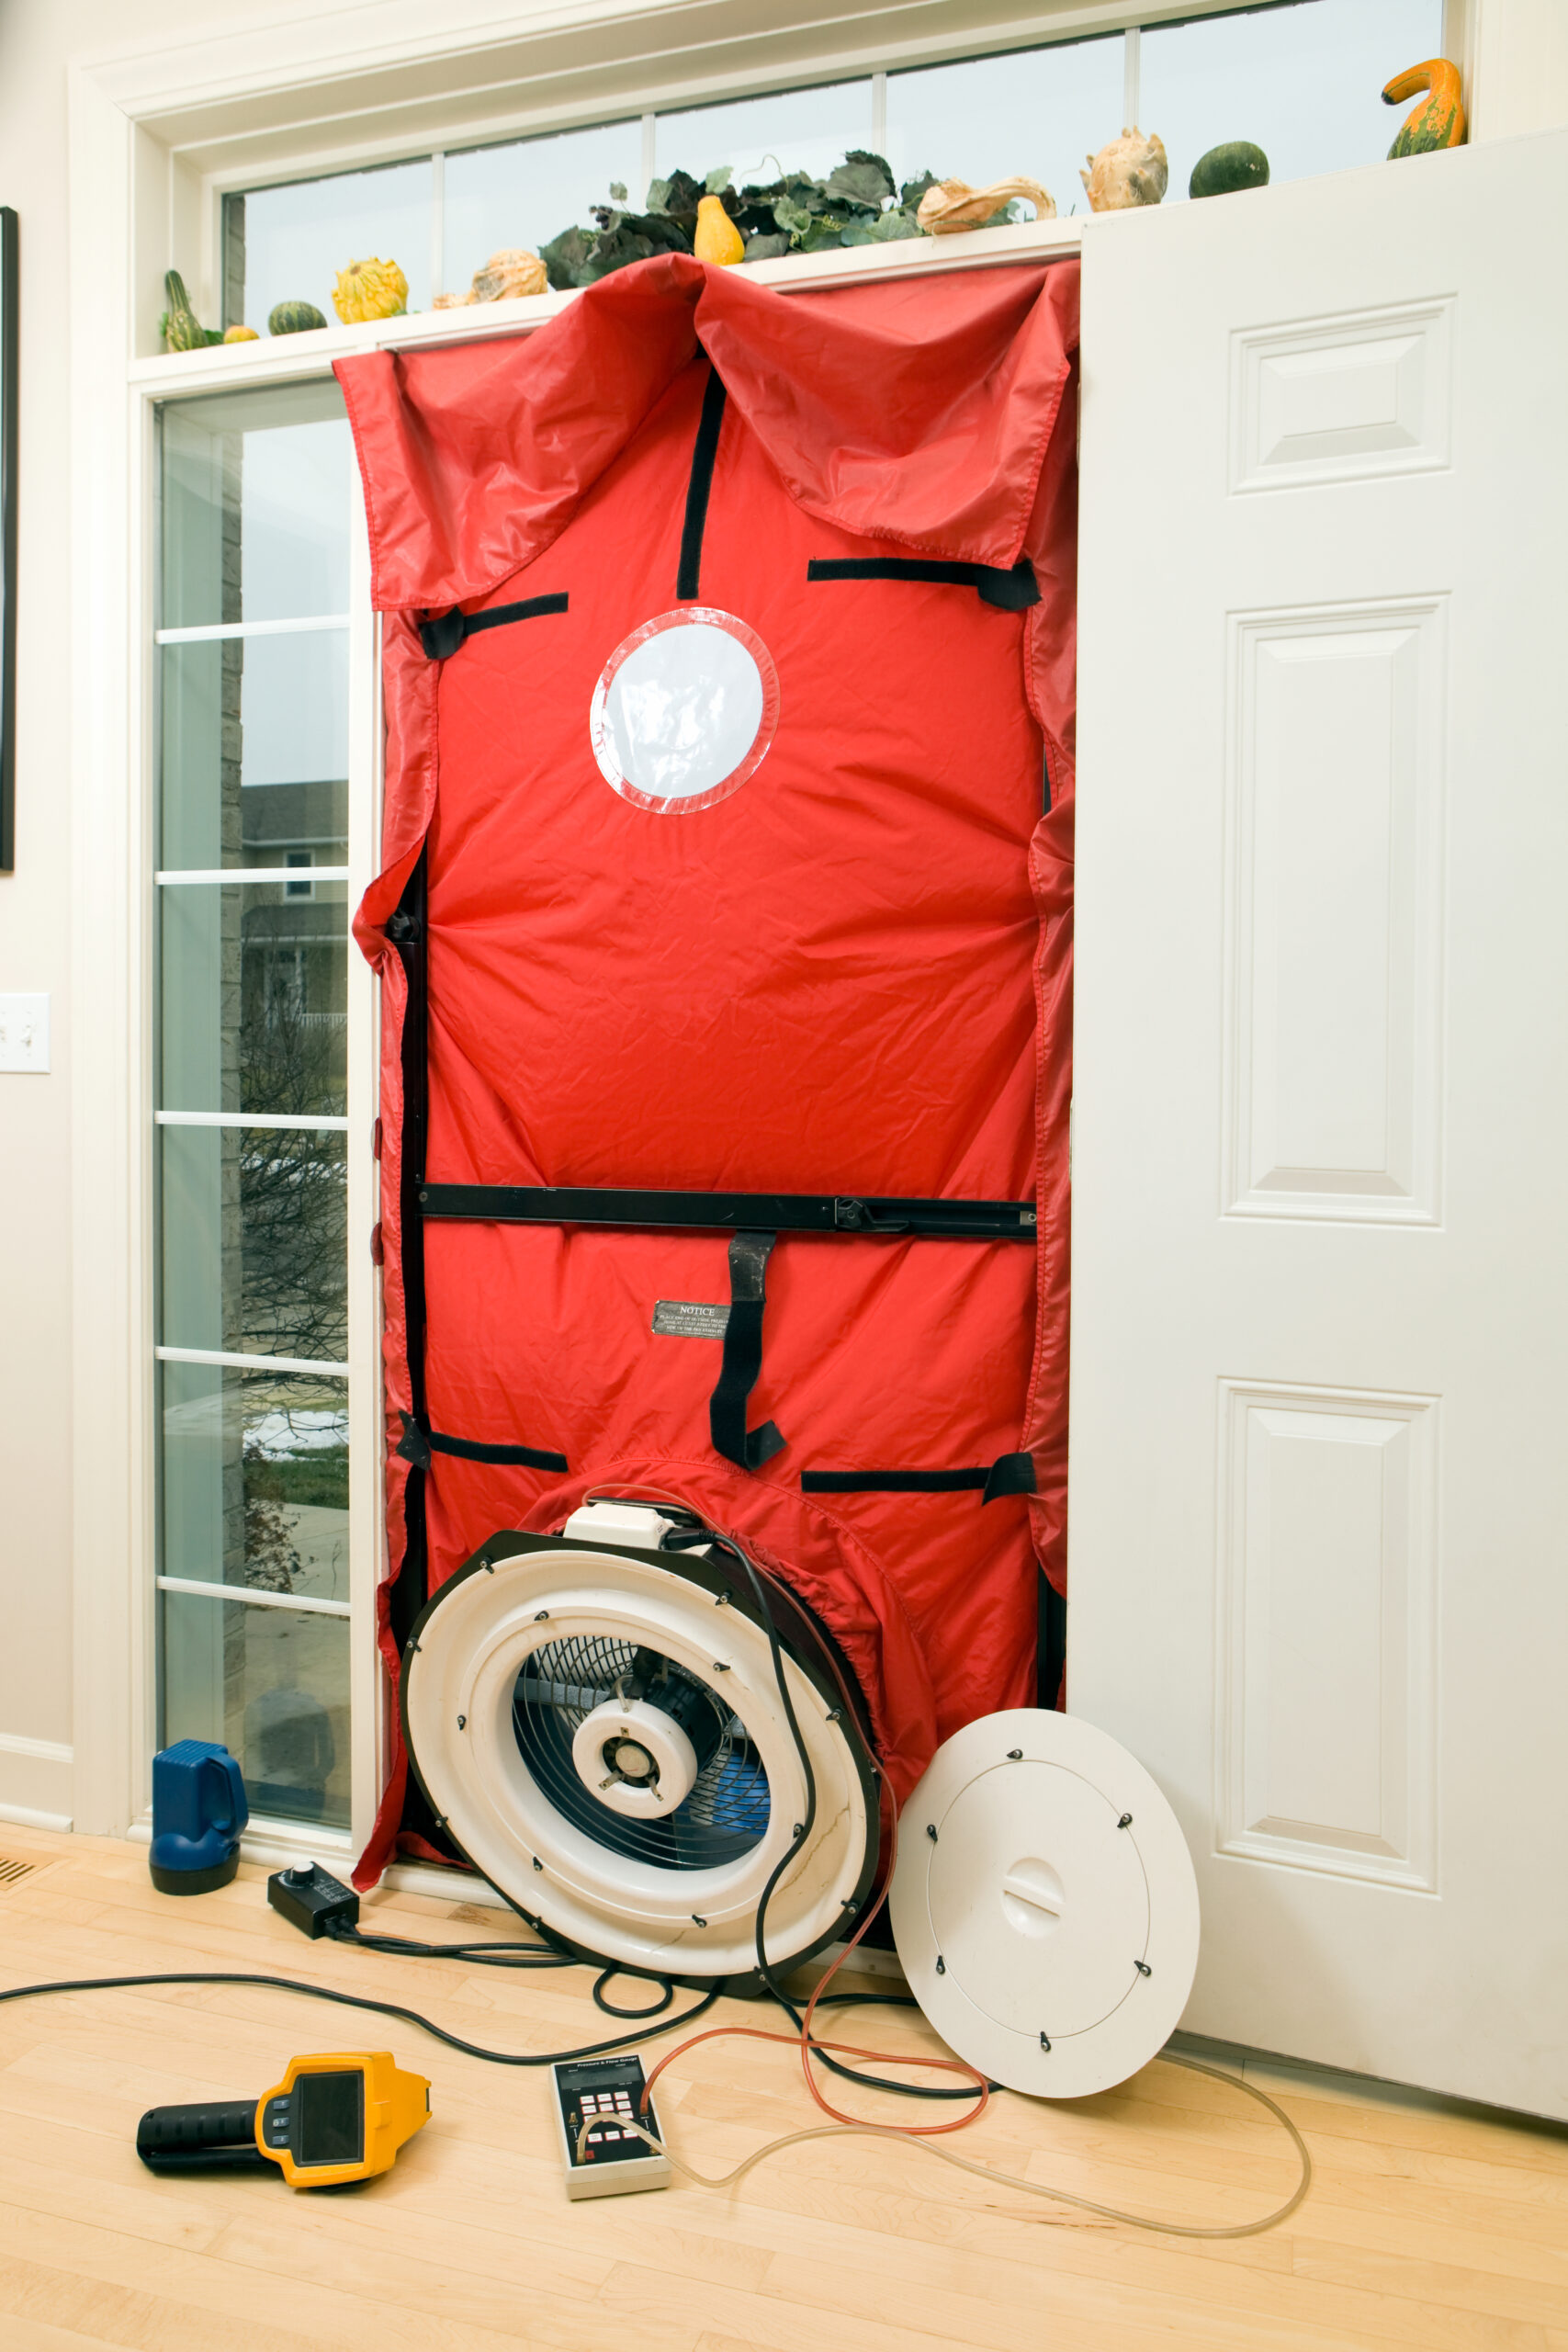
<box><xmin>889</xmin><ymin>1710</ymin><xmax>1200</xmax><ymax>2099</ymax></box>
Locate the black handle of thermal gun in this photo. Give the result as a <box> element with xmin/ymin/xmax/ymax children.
<box><xmin>136</xmin><ymin>2098</ymin><xmax>269</xmax><ymax>2172</ymax></box>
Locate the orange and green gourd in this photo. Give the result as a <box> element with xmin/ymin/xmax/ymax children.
<box><xmin>1383</xmin><ymin>59</ymin><xmax>1466</xmax><ymax>158</ymax></box>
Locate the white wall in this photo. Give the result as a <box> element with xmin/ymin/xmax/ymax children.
<box><xmin>0</xmin><ymin>0</ymin><xmax>312</xmax><ymax>1828</ymax></box>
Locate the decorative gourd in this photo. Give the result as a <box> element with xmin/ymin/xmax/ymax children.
<box><xmin>163</xmin><ymin>270</ymin><xmax>220</xmax><ymax>353</ymax></box>
<box><xmin>223</xmin><ymin>324</ymin><xmax>259</xmax><ymax>343</ymax></box>
<box><xmin>916</xmin><ymin>176</ymin><xmax>1055</xmax><ymax>234</ymax></box>
<box><xmin>1080</xmin><ymin>129</ymin><xmax>1168</xmax><ymax>211</ymax></box>
<box><xmin>1383</xmin><ymin>59</ymin><xmax>1465</xmax><ymax>157</ymax></box>
<box><xmin>268</xmin><ymin>300</ymin><xmax>328</xmax><ymax>335</ymax></box>
<box><xmin>434</xmin><ymin>249</ymin><xmax>548</xmax><ymax>308</ymax></box>
<box><xmin>470</xmin><ymin>248</ymin><xmax>547</xmax><ymax>301</ymax></box>
<box><xmin>694</xmin><ymin>196</ymin><xmax>745</xmax><ymax>266</ymax></box>
<box><xmin>1189</xmin><ymin>141</ymin><xmax>1269</xmax><ymax>199</ymax></box>
<box><xmin>332</xmin><ymin>258</ymin><xmax>409</xmax><ymax>324</ymax></box>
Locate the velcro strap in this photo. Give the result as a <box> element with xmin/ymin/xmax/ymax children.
<box><xmin>708</xmin><ymin>1231</ymin><xmax>785</xmax><ymax>1471</ymax></box>
<box><xmin>806</xmin><ymin>558</ymin><xmax>1039</xmax><ymax>610</ymax></box>
<box><xmin>419</xmin><ymin>592</ymin><xmax>570</xmax><ymax>661</ymax></box>
<box><xmin>397</xmin><ymin>1412</ymin><xmax>568</xmax><ymax>1475</ymax></box>
<box><xmin>982</xmin><ymin>1451</ymin><xmax>1037</xmax><ymax>1502</ymax></box>
<box><xmin>801</xmin><ymin>1452</ymin><xmax>1037</xmax><ymax>1503</ymax></box>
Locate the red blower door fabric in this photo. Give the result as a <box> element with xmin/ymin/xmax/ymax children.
<box><xmin>336</xmin><ymin>254</ymin><xmax>1078</xmax><ymax>1886</ymax></box>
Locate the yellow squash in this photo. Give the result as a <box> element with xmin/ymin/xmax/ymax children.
<box><xmin>332</xmin><ymin>258</ymin><xmax>409</xmax><ymax>324</ymax></box>
<box><xmin>694</xmin><ymin>196</ymin><xmax>745</xmax><ymax>266</ymax></box>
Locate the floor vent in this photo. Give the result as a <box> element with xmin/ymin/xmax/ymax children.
<box><xmin>0</xmin><ymin>1855</ymin><xmax>40</xmax><ymax>1887</ymax></box>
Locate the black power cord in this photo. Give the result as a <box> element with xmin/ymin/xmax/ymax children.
<box><xmin>591</xmin><ymin>1969</ymin><xmax>677</xmax><ymax>2020</ymax></box>
<box><xmin>329</xmin><ymin>1922</ymin><xmax>575</xmax><ymax>1970</ymax></box>
<box><xmin>703</xmin><ymin>1531</ymin><xmax>990</xmax><ymax>2105</ymax></box>
<box><xmin>329</xmin><ymin>1917</ymin><xmax>679</xmax><ymax>2020</ymax></box>
<box><xmin>0</xmin><ymin>1965</ymin><xmax>720</xmax><ymax>2069</ymax></box>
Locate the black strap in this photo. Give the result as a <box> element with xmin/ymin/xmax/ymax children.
<box><xmin>803</xmin><ymin>1468</ymin><xmax>987</xmax><ymax>1494</ymax></box>
<box><xmin>1038</xmin><ymin>1565</ymin><xmax>1066</xmax><ymax>1710</ymax></box>
<box><xmin>676</xmin><ymin>366</ymin><xmax>728</xmax><ymax>601</ymax></box>
<box><xmin>388</xmin><ymin>854</ymin><xmax>433</xmax><ymax>1653</ymax></box>
<box><xmin>807</xmin><ymin>557</ymin><xmax>1039</xmax><ymax>611</ymax></box>
<box><xmin>418</xmin><ymin>1183</ymin><xmax>1035</xmax><ymax>1243</ymax></box>
<box><xmin>802</xmin><ymin>1452</ymin><xmax>1036</xmax><ymax>1504</ymax></box>
<box><xmin>397</xmin><ymin>1412</ymin><xmax>568</xmax><ymax>1476</ymax></box>
<box><xmin>419</xmin><ymin>593</ymin><xmax>570</xmax><ymax>661</ymax></box>
<box><xmin>708</xmin><ymin>1232</ymin><xmax>784</xmax><ymax>1471</ymax></box>
<box><xmin>981</xmin><ymin>1450</ymin><xmax>1038</xmax><ymax>1503</ymax></box>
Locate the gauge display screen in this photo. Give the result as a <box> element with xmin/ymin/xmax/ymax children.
<box><xmin>294</xmin><ymin>2068</ymin><xmax>364</xmax><ymax>2167</ymax></box>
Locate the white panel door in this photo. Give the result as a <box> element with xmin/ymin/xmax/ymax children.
<box><xmin>1072</xmin><ymin>131</ymin><xmax>1568</xmax><ymax>2118</ymax></box>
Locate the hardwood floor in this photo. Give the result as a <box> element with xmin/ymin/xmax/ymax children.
<box><xmin>0</xmin><ymin>1826</ymin><xmax>1562</xmax><ymax>2351</ymax></box>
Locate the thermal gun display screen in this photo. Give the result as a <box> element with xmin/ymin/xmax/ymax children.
<box><xmin>293</xmin><ymin>2069</ymin><xmax>364</xmax><ymax>2167</ymax></box>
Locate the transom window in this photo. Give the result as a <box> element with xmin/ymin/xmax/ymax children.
<box><xmin>222</xmin><ymin>0</ymin><xmax>1442</xmax><ymax>327</ymax></box>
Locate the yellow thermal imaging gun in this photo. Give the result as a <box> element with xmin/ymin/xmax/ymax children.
<box><xmin>137</xmin><ymin>2052</ymin><xmax>431</xmax><ymax>2188</ymax></box>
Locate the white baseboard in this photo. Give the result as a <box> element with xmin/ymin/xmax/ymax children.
<box><xmin>0</xmin><ymin>1731</ymin><xmax>73</xmax><ymax>1830</ymax></box>
<box><xmin>0</xmin><ymin>1801</ymin><xmax>73</xmax><ymax>1833</ymax></box>
<box><xmin>381</xmin><ymin>1856</ymin><xmax>506</xmax><ymax>1909</ymax></box>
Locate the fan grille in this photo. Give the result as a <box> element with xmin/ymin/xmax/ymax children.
<box><xmin>513</xmin><ymin>1634</ymin><xmax>770</xmax><ymax>1870</ymax></box>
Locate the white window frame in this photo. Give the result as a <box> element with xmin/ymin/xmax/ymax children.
<box><xmin>67</xmin><ymin>0</ymin><xmax>1495</xmax><ymax>1851</ymax></box>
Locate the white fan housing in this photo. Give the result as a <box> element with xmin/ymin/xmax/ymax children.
<box><xmin>400</xmin><ymin>1503</ymin><xmax>879</xmax><ymax>1983</ymax></box>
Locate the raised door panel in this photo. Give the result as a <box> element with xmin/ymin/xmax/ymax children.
<box><xmin>1216</xmin><ymin>1381</ymin><xmax>1438</xmax><ymax>1891</ymax></box>
<box><xmin>1223</xmin><ymin>599</ymin><xmax>1445</xmax><ymax>1223</ymax></box>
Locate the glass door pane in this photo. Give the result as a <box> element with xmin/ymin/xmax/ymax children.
<box><xmin>164</xmin><ymin>1592</ymin><xmax>352</xmax><ymax>1828</ymax></box>
<box><xmin>156</xmin><ymin>378</ymin><xmax>358</xmax><ymax>1831</ymax></box>
<box><xmin>159</xmin><ymin>878</ymin><xmax>348</xmax><ymax>1119</ymax></box>
<box><xmin>161</xmin><ymin>1362</ymin><xmax>349</xmax><ymax>1602</ymax></box>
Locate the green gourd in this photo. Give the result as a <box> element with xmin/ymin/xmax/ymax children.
<box><xmin>268</xmin><ymin>300</ymin><xmax>329</xmax><ymax>335</ymax></box>
<box><xmin>163</xmin><ymin>270</ymin><xmax>222</xmax><ymax>351</ymax></box>
<box><xmin>1189</xmin><ymin>141</ymin><xmax>1270</xmax><ymax>199</ymax></box>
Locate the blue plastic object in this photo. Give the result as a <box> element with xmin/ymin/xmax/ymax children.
<box><xmin>150</xmin><ymin>1740</ymin><xmax>249</xmax><ymax>1895</ymax></box>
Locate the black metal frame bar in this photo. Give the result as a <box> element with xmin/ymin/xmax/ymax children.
<box><xmin>417</xmin><ymin>1183</ymin><xmax>1035</xmax><ymax>1243</ymax></box>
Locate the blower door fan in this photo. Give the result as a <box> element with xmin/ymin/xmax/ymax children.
<box><xmin>400</xmin><ymin>1503</ymin><xmax>880</xmax><ymax>1983</ymax></box>
<box><xmin>520</xmin><ymin>1636</ymin><xmax>768</xmax><ymax>1855</ymax></box>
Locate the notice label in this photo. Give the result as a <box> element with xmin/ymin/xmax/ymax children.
<box><xmin>652</xmin><ymin>1300</ymin><xmax>731</xmax><ymax>1339</ymax></box>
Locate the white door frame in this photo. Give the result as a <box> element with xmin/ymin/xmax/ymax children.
<box><xmin>65</xmin><ymin>0</ymin><xmax>1554</xmax><ymax>1842</ymax></box>
<box><xmin>67</xmin><ymin>2</ymin><xmax>1095</xmax><ymax>1844</ymax></box>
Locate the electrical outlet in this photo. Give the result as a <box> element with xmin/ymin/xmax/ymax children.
<box><xmin>0</xmin><ymin>994</ymin><xmax>49</xmax><ymax>1073</ymax></box>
